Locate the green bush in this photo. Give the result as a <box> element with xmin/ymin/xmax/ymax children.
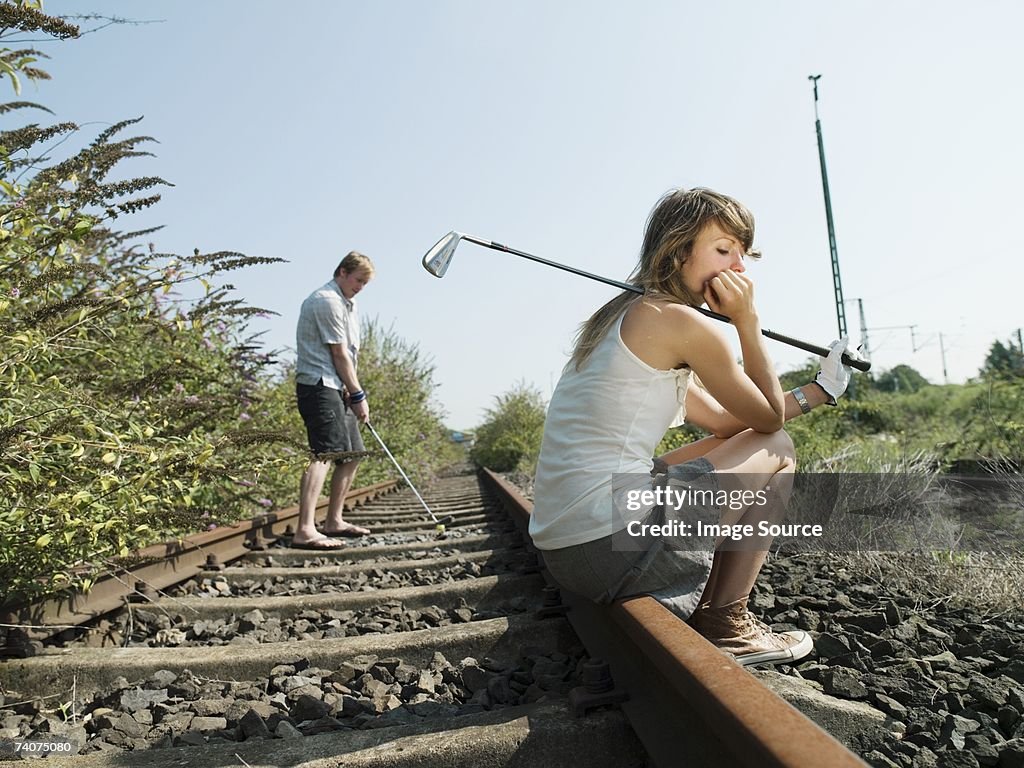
<box><xmin>0</xmin><ymin>119</ymin><xmax>295</xmax><ymax>605</ymax></box>
<box><xmin>471</xmin><ymin>383</ymin><xmax>546</xmax><ymax>473</ymax></box>
<box><xmin>655</xmin><ymin>422</ymin><xmax>708</xmax><ymax>457</ymax></box>
<box><xmin>944</xmin><ymin>380</ymin><xmax>1024</xmax><ymax>463</ymax></box>
<box><xmin>778</xmin><ymin>358</ymin><xmax>819</xmax><ymax>392</ymax></box>
<box><xmin>980</xmin><ymin>338</ymin><xmax>1024</xmax><ymax>380</ymax></box>
<box><xmin>874</xmin><ymin>363</ymin><xmax>930</xmax><ymax>393</ymax></box>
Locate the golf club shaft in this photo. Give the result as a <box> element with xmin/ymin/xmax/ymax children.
<box><xmin>462</xmin><ymin>235</ymin><xmax>870</xmax><ymax>372</ymax></box>
<box><xmin>365</xmin><ymin>422</ymin><xmax>437</xmax><ymax>522</ymax></box>
<box><xmin>460</xmin><ymin>235</ymin><xmax>641</xmax><ymax>295</ymax></box>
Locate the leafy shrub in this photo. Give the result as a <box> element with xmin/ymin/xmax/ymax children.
<box><xmin>980</xmin><ymin>338</ymin><xmax>1024</xmax><ymax>380</ymax></box>
<box><xmin>778</xmin><ymin>358</ymin><xmax>818</xmax><ymax>392</ymax></box>
<box><xmin>471</xmin><ymin>383</ymin><xmax>546</xmax><ymax>473</ymax></box>
<box><xmin>0</xmin><ymin>140</ymin><xmax>293</xmax><ymax>604</ymax></box>
<box><xmin>654</xmin><ymin>422</ymin><xmax>707</xmax><ymax>457</ymax></box>
<box><xmin>0</xmin><ymin>4</ymin><xmax>457</xmax><ymax>607</ymax></box>
<box><xmin>945</xmin><ymin>380</ymin><xmax>1024</xmax><ymax>464</ymax></box>
<box><xmin>874</xmin><ymin>364</ymin><xmax>930</xmax><ymax>393</ymax></box>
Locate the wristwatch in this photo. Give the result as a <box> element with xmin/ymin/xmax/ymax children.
<box><xmin>791</xmin><ymin>386</ymin><xmax>811</xmax><ymax>415</ymax></box>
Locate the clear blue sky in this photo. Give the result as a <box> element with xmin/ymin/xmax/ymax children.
<box><xmin>32</xmin><ymin>1</ymin><xmax>1024</xmax><ymax>429</ymax></box>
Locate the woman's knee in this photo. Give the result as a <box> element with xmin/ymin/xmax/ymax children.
<box><xmin>771</xmin><ymin>429</ymin><xmax>796</xmax><ymax>467</ymax></box>
<box><xmin>745</xmin><ymin>428</ymin><xmax>796</xmax><ymax>471</ymax></box>
<box><xmin>704</xmin><ymin>428</ymin><xmax>796</xmax><ymax>477</ymax></box>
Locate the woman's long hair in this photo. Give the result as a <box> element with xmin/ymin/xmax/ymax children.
<box><xmin>569</xmin><ymin>187</ymin><xmax>760</xmax><ymax>370</ymax></box>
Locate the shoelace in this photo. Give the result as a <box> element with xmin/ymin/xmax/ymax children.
<box><xmin>746</xmin><ymin>611</ymin><xmax>773</xmax><ymax>632</ymax></box>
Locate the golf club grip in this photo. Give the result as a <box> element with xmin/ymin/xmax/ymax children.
<box><xmin>762</xmin><ymin>329</ymin><xmax>871</xmax><ymax>372</ymax></box>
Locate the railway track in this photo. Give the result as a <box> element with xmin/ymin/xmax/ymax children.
<box><xmin>0</xmin><ymin>465</ymin><xmax>869</xmax><ymax>766</ymax></box>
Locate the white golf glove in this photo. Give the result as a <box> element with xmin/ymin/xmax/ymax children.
<box><xmin>815</xmin><ymin>336</ymin><xmax>852</xmax><ymax>405</ymax></box>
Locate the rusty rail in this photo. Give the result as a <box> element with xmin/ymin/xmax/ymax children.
<box><xmin>1</xmin><ymin>480</ymin><xmax>398</xmax><ymax>651</ymax></box>
<box><xmin>480</xmin><ymin>468</ymin><xmax>866</xmax><ymax>768</ymax></box>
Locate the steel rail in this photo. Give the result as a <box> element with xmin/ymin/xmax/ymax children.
<box><xmin>1</xmin><ymin>480</ymin><xmax>398</xmax><ymax>652</ymax></box>
<box><xmin>480</xmin><ymin>468</ymin><xmax>867</xmax><ymax>768</ymax></box>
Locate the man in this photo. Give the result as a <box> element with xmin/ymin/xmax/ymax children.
<box><xmin>292</xmin><ymin>251</ymin><xmax>375</xmax><ymax>549</ymax></box>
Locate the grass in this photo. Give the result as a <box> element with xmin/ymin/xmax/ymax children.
<box><xmin>835</xmin><ymin>550</ymin><xmax>1024</xmax><ymax>618</ymax></box>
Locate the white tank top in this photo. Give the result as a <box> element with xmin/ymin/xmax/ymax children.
<box><xmin>529</xmin><ymin>312</ymin><xmax>691</xmax><ymax>550</ymax></box>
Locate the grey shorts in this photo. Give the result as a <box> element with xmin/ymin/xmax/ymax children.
<box><xmin>296</xmin><ymin>381</ymin><xmax>365</xmax><ymax>463</ymax></box>
<box><xmin>539</xmin><ymin>458</ymin><xmax>720</xmax><ymax>620</ymax></box>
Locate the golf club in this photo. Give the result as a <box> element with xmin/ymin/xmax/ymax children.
<box><xmin>365</xmin><ymin>422</ymin><xmax>455</xmax><ymax>537</ymax></box>
<box><xmin>423</xmin><ymin>231</ymin><xmax>871</xmax><ymax>372</ymax></box>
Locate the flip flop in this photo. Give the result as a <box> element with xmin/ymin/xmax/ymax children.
<box><xmin>319</xmin><ymin>525</ymin><xmax>370</xmax><ymax>537</ymax></box>
<box><xmin>289</xmin><ymin>536</ymin><xmax>346</xmax><ymax>550</ymax></box>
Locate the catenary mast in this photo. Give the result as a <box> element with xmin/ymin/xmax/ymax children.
<box><xmin>809</xmin><ymin>75</ymin><xmax>848</xmax><ymax>340</ymax></box>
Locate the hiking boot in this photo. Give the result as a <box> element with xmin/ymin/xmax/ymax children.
<box><xmin>690</xmin><ymin>597</ymin><xmax>814</xmax><ymax>667</ymax></box>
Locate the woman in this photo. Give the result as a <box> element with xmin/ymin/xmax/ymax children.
<box><xmin>529</xmin><ymin>187</ymin><xmax>851</xmax><ymax>666</ymax></box>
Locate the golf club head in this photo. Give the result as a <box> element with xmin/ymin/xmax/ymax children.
<box><xmin>422</xmin><ymin>231</ymin><xmax>463</xmax><ymax>278</ymax></box>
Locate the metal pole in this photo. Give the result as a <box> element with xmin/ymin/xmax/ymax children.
<box><xmin>845</xmin><ymin>298</ymin><xmax>871</xmax><ymax>360</ymax></box>
<box><xmin>843</xmin><ymin>297</ymin><xmax>869</xmax><ymax>398</ymax></box>
<box><xmin>809</xmin><ymin>75</ymin><xmax>848</xmax><ymax>340</ymax></box>
<box><xmin>852</xmin><ymin>298</ymin><xmax>869</xmax><ymax>399</ymax></box>
<box><xmin>939</xmin><ymin>332</ymin><xmax>949</xmax><ymax>384</ymax></box>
